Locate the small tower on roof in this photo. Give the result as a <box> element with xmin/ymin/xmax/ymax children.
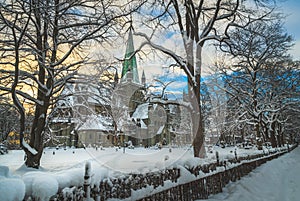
<box><xmin>141</xmin><ymin>70</ymin><xmax>146</xmax><ymax>86</ymax></box>
<box><xmin>121</xmin><ymin>27</ymin><xmax>140</xmax><ymax>84</ymax></box>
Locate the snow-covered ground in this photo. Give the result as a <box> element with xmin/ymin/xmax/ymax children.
<box><xmin>1</xmin><ymin>145</ymin><xmax>261</xmax><ymax>174</ymax></box>
<box><xmin>202</xmin><ymin>146</ymin><xmax>300</xmax><ymax>201</ymax></box>
<box><xmin>0</xmin><ymin>145</ymin><xmax>295</xmax><ymax>200</ymax></box>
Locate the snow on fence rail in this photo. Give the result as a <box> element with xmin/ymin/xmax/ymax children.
<box><xmin>137</xmin><ymin>149</ymin><xmax>294</xmax><ymax>201</ymax></box>
<box><xmin>51</xmin><ymin>144</ymin><xmax>297</xmax><ymax>201</ymax></box>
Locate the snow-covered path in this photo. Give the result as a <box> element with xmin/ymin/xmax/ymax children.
<box><xmin>204</xmin><ymin>146</ymin><xmax>300</xmax><ymax>201</ymax></box>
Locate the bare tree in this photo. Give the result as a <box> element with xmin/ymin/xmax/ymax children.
<box><xmin>217</xmin><ymin>20</ymin><xmax>293</xmax><ymax>148</ymax></box>
<box><xmin>204</xmin><ymin>73</ymin><xmax>229</xmax><ymax>145</ymax></box>
<box><xmin>283</xmin><ymin>61</ymin><xmax>300</xmax><ymax>143</ymax></box>
<box><xmin>0</xmin><ymin>0</ymin><xmax>145</xmax><ymax>168</ymax></box>
<box><xmin>261</xmin><ymin>61</ymin><xmax>300</xmax><ymax>146</ymax></box>
<box><xmin>132</xmin><ymin>0</ymin><xmax>278</xmax><ymax>157</ymax></box>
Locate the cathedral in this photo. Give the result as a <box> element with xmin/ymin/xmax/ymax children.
<box><xmin>49</xmin><ymin>28</ymin><xmax>185</xmax><ymax>148</ymax></box>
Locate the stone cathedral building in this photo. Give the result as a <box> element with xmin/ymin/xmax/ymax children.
<box><xmin>49</xmin><ymin>28</ymin><xmax>184</xmax><ymax>148</ymax></box>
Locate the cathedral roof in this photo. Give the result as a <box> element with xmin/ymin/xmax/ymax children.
<box><xmin>121</xmin><ymin>27</ymin><xmax>140</xmax><ymax>84</ymax></box>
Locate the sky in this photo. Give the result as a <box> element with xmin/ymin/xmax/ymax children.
<box><xmin>136</xmin><ymin>0</ymin><xmax>300</xmax><ymax>82</ymax></box>
<box><xmin>87</xmin><ymin>0</ymin><xmax>300</xmax><ymax>88</ymax></box>
<box><xmin>112</xmin><ymin>0</ymin><xmax>300</xmax><ymax>100</ymax></box>
<box><xmin>279</xmin><ymin>0</ymin><xmax>300</xmax><ymax>60</ymax></box>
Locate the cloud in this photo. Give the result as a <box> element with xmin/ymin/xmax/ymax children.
<box><xmin>289</xmin><ymin>40</ymin><xmax>300</xmax><ymax>60</ymax></box>
<box><xmin>278</xmin><ymin>0</ymin><xmax>300</xmax><ymax>60</ymax></box>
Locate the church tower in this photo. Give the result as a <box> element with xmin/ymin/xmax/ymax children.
<box><xmin>112</xmin><ymin>27</ymin><xmax>146</xmax><ymax>145</ymax></box>
<box><xmin>121</xmin><ymin>27</ymin><xmax>140</xmax><ymax>83</ymax></box>
<box><xmin>113</xmin><ymin>26</ymin><xmax>145</xmax><ymax>118</ymax></box>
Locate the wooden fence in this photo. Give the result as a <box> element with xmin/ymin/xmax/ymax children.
<box><xmin>51</xmin><ymin>144</ymin><xmax>297</xmax><ymax>201</ymax></box>
<box><xmin>137</xmin><ymin>150</ymin><xmax>290</xmax><ymax>201</ymax></box>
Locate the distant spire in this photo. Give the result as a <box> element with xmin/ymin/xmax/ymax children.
<box><xmin>114</xmin><ymin>71</ymin><xmax>119</xmax><ymax>82</ymax></box>
<box><xmin>113</xmin><ymin>70</ymin><xmax>119</xmax><ymax>88</ymax></box>
<box><xmin>121</xmin><ymin>27</ymin><xmax>140</xmax><ymax>83</ymax></box>
<box><xmin>141</xmin><ymin>70</ymin><xmax>146</xmax><ymax>85</ymax></box>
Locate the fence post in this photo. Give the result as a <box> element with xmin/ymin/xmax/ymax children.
<box><xmin>234</xmin><ymin>150</ymin><xmax>238</xmax><ymax>161</ymax></box>
<box><xmin>84</xmin><ymin>161</ymin><xmax>91</xmax><ymax>200</ymax></box>
<box><xmin>216</xmin><ymin>151</ymin><xmax>219</xmax><ymax>165</ymax></box>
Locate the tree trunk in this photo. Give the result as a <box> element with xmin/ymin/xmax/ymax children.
<box><xmin>276</xmin><ymin>135</ymin><xmax>281</xmax><ymax>147</ymax></box>
<box><xmin>279</xmin><ymin>124</ymin><xmax>284</xmax><ymax>146</ymax></box>
<box><xmin>193</xmin><ymin>126</ymin><xmax>206</xmax><ymax>158</ymax></box>
<box><xmin>25</xmin><ymin>150</ymin><xmax>43</xmax><ymax>168</ymax></box>
<box><xmin>25</xmin><ymin>109</ymin><xmax>46</xmax><ymax>168</ymax></box>
<box><xmin>192</xmin><ymin>94</ymin><xmax>206</xmax><ymax>157</ymax></box>
<box><xmin>255</xmin><ymin>123</ymin><xmax>263</xmax><ymax>150</ymax></box>
<box><xmin>25</xmin><ymin>92</ymin><xmax>49</xmax><ymax>168</ymax></box>
<box><xmin>270</xmin><ymin>131</ymin><xmax>277</xmax><ymax>148</ymax></box>
<box><xmin>192</xmin><ymin>73</ymin><xmax>205</xmax><ymax>157</ymax></box>
<box><xmin>192</xmin><ymin>42</ymin><xmax>206</xmax><ymax>158</ymax></box>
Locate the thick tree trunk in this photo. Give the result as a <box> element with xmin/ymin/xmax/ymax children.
<box><xmin>25</xmin><ymin>150</ymin><xmax>43</xmax><ymax>168</ymax></box>
<box><xmin>25</xmin><ymin>111</ymin><xmax>46</xmax><ymax>168</ymax></box>
<box><xmin>270</xmin><ymin>132</ymin><xmax>277</xmax><ymax>148</ymax></box>
<box><xmin>193</xmin><ymin>125</ymin><xmax>206</xmax><ymax>158</ymax></box>
<box><xmin>188</xmin><ymin>40</ymin><xmax>206</xmax><ymax>158</ymax></box>
<box><xmin>192</xmin><ymin>73</ymin><xmax>206</xmax><ymax>157</ymax></box>
<box><xmin>279</xmin><ymin>125</ymin><xmax>284</xmax><ymax>146</ymax></box>
<box><xmin>256</xmin><ymin>123</ymin><xmax>263</xmax><ymax>150</ymax></box>
<box><xmin>25</xmin><ymin>93</ymin><xmax>49</xmax><ymax>168</ymax></box>
<box><xmin>270</xmin><ymin>122</ymin><xmax>277</xmax><ymax>148</ymax></box>
<box><xmin>276</xmin><ymin>135</ymin><xmax>282</xmax><ymax>147</ymax></box>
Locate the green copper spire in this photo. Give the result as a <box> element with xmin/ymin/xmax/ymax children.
<box><xmin>121</xmin><ymin>27</ymin><xmax>140</xmax><ymax>83</ymax></box>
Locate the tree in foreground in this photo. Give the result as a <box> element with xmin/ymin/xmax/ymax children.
<box><xmin>134</xmin><ymin>0</ymin><xmax>280</xmax><ymax>157</ymax></box>
<box><xmin>0</xmin><ymin>0</ymin><xmax>145</xmax><ymax>168</ymax></box>
<box><xmin>217</xmin><ymin>19</ymin><xmax>294</xmax><ymax>148</ymax></box>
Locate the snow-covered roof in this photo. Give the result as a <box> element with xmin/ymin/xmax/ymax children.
<box><xmin>78</xmin><ymin>115</ymin><xmax>114</xmax><ymax>131</ymax></box>
<box><xmin>57</xmin><ymin>83</ymin><xmax>75</xmax><ymax>107</ymax></box>
<box><xmin>140</xmin><ymin>120</ymin><xmax>148</xmax><ymax>129</ymax></box>
<box><xmin>57</xmin><ymin>82</ymin><xmax>112</xmax><ymax>107</ymax></box>
<box><xmin>51</xmin><ymin>117</ymin><xmax>73</xmax><ymax>123</ymax></box>
<box><xmin>132</xmin><ymin>103</ymin><xmax>149</xmax><ymax>120</ymax></box>
<box><xmin>157</xmin><ymin>125</ymin><xmax>165</xmax><ymax>134</ymax></box>
<box><xmin>75</xmin><ymin>83</ymin><xmax>111</xmax><ymax>106</ymax></box>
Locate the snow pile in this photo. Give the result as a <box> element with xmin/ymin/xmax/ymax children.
<box><xmin>54</xmin><ymin>167</ymin><xmax>84</xmax><ymax>189</ymax></box>
<box><xmin>177</xmin><ymin>165</ymin><xmax>199</xmax><ymax>183</ymax></box>
<box><xmin>89</xmin><ymin>165</ymin><xmax>109</xmax><ymax>186</ymax></box>
<box><xmin>0</xmin><ymin>166</ymin><xmax>25</xmax><ymax>201</ymax></box>
<box><xmin>23</xmin><ymin>172</ymin><xmax>58</xmax><ymax>200</ymax></box>
<box><xmin>0</xmin><ymin>160</ymin><xmax>110</xmax><ymax>200</ymax></box>
<box><xmin>20</xmin><ymin>164</ymin><xmax>102</xmax><ymax>199</ymax></box>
